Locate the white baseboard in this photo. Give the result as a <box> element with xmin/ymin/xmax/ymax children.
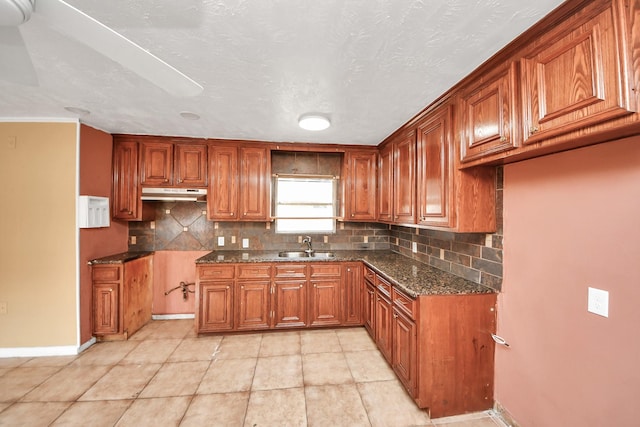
<box><xmin>0</xmin><ymin>345</ymin><xmax>78</xmax><ymax>358</ymax></box>
<box><xmin>152</xmin><ymin>313</ymin><xmax>195</xmax><ymax>320</ymax></box>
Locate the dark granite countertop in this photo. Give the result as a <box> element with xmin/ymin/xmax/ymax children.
<box><xmin>196</xmin><ymin>250</ymin><xmax>494</xmax><ymax>297</ymax></box>
<box><xmin>88</xmin><ymin>251</ymin><xmax>154</xmax><ymax>265</ymax></box>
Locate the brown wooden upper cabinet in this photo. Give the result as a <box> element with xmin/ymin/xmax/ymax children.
<box><xmin>208</xmin><ymin>144</ymin><xmax>270</xmax><ymax>221</ymax></box>
<box><xmin>520</xmin><ymin>0</ymin><xmax>635</xmax><ymax>145</ymax></box>
<box><xmin>344</xmin><ymin>149</ymin><xmax>377</xmax><ymax>221</ymax></box>
<box><xmin>458</xmin><ymin>62</ymin><xmax>520</xmax><ymax>163</ymax></box>
<box><xmin>112</xmin><ymin>139</ymin><xmax>141</xmax><ymax>221</ymax></box>
<box><xmin>140</xmin><ymin>141</ymin><xmax>207</xmax><ymax>187</ymax></box>
<box><xmin>378</xmin><ymin>129</ymin><xmax>416</xmax><ymax>225</ymax></box>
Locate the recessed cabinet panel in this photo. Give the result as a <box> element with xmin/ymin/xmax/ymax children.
<box><xmin>273</xmin><ymin>281</ymin><xmax>307</xmax><ymax>328</ymax></box>
<box><xmin>237</xmin><ymin>281</ymin><xmax>271</xmax><ymax>330</ymax></box>
<box><xmin>175</xmin><ymin>144</ymin><xmax>207</xmax><ymax>187</ymax></box>
<box><xmin>140</xmin><ymin>142</ymin><xmax>173</xmax><ymax>186</ymax></box>
<box><xmin>521</xmin><ymin>3</ymin><xmax>635</xmax><ymax>145</ymax></box>
<box><xmin>199</xmin><ymin>282</ymin><xmax>234</xmax><ymax>332</ymax></box>
<box><xmin>377</xmin><ymin>144</ymin><xmax>394</xmax><ymax>223</ymax></box>
<box><xmin>459</xmin><ymin>62</ymin><xmax>519</xmax><ymax>162</ymax></box>
<box><xmin>344</xmin><ymin>150</ymin><xmax>377</xmax><ymax>221</ymax></box>
<box><xmin>93</xmin><ymin>283</ymin><xmax>118</xmax><ymax>334</ymax></box>
<box><xmin>393</xmin><ymin>131</ymin><xmax>417</xmax><ymax>224</ymax></box>
<box><xmin>208</xmin><ymin>145</ymin><xmax>239</xmax><ymax>220</ymax></box>
<box><xmin>112</xmin><ymin>140</ymin><xmax>140</xmax><ymax>221</ymax></box>
<box><xmin>240</xmin><ymin>146</ymin><xmax>270</xmax><ymax>220</ymax></box>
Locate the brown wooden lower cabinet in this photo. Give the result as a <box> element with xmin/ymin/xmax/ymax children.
<box><xmin>273</xmin><ymin>280</ymin><xmax>306</xmax><ymax>328</ymax></box>
<box><xmin>198</xmin><ymin>282</ymin><xmax>234</xmax><ymax>332</ymax></box>
<box><xmin>91</xmin><ymin>254</ymin><xmax>153</xmax><ymax>340</ymax></box>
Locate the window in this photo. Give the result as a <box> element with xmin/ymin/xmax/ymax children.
<box><xmin>274</xmin><ymin>175</ymin><xmax>337</xmax><ymax>233</ymax></box>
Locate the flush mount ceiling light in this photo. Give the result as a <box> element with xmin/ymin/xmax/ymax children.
<box><xmin>180</xmin><ymin>111</ymin><xmax>200</xmax><ymax>120</ymax></box>
<box><xmin>298</xmin><ymin>114</ymin><xmax>331</xmax><ymax>131</ymax></box>
<box><xmin>64</xmin><ymin>106</ymin><xmax>90</xmax><ymax>116</ymax></box>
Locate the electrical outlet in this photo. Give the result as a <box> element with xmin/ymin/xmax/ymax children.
<box><xmin>130</xmin><ymin>236</ymin><xmax>136</xmax><ymax>245</ymax></box>
<box><xmin>412</xmin><ymin>242</ymin><xmax>417</xmax><ymax>253</ymax></box>
<box><xmin>231</xmin><ymin>236</ymin><xmax>236</xmax><ymax>244</ymax></box>
<box><xmin>588</xmin><ymin>287</ymin><xmax>609</xmax><ymax>317</ymax></box>
<box><xmin>0</xmin><ymin>301</ymin><xmax>7</xmax><ymax>315</ymax></box>
<box><xmin>364</xmin><ymin>236</ymin><xmax>369</xmax><ymax>244</ymax></box>
<box><xmin>242</xmin><ymin>238</ymin><xmax>250</xmax><ymax>248</ymax></box>
<box><xmin>217</xmin><ymin>236</ymin><xmax>225</xmax><ymax>247</ymax></box>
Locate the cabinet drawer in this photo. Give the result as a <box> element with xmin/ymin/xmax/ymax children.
<box><xmin>309</xmin><ymin>263</ymin><xmax>342</xmax><ymax>278</ymax></box>
<box><xmin>237</xmin><ymin>264</ymin><xmax>271</xmax><ymax>279</ymax></box>
<box><xmin>92</xmin><ymin>266</ymin><xmax>120</xmax><ymax>281</ymax></box>
<box><xmin>376</xmin><ymin>275</ymin><xmax>392</xmax><ymax>298</ymax></box>
<box><xmin>274</xmin><ymin>264</ymin><xmax>307</xmax><ymax>278</ymax></box>
<box><xmin>199</xmin><ymin>265</ymin><xmax>235</xmax><ymax>280</ymax></box>
<box><xmin>364</xmin><ymin>266</ymin><xmax>376</xmax><ymax>283</ymax></box>
<box><xmin>393</xmin><ymin>287</ymin><xmax>416</xmax><ymax>319</ymax></box>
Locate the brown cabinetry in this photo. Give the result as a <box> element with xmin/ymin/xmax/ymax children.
<box><xmin>273</xmin><ymin>280</ymin><xmax>307</xmax><ymax>328</ymax></box>
<box><xmin>377</xmin><ymin>129</ymin><xmax>416</xmax><ymax>225</ymax></box>
<box><xmin>362</xmin><ymin>266</ymin><xmax>496</xmax><ymax>418</ymax></box>
<box><xmin>343</xmin><ymin>262</ymin><xmax>362</xmax><ymax>325</ymax></box>
<box><xmin>308</xmin><ymin>264</ymin><xmax>342</xmax><ymax>327</ymax></box>
<box><xmin>140</xmin><ymin>141</ymin><xmax>208</xmax><ymax>187</ymax></box>
<box><xmin>208</xmin><ymin>144</ymin><xmax>270</xmax><ymax>221</ymax></box>
<box><xmin>417</xmin><ymin>103</ymin><xmax>496</xmax><ymax>232</ymax></box>
<box><xmin>196</xmin><ymin>265</ymin><xmax>235</xmax><ymax>332</ymax></box>
<box><xmin>112</xmin><ymin>139</ymin><xmax>142</xmax><ymax>221</ymax></box>
<box><xmin>520</xmin><ymin>0</ymin><xmax>635</xmax><ymax>145</ymax></box>
<box><xmin>458</xmin><ymin>63</ymin><xmax>520</xmax><ymax>162</ymax></box>
<box><xmin>91</xmin><ymin>254</ymin><xmax>153</xmax><ymax>340</ymax></box>
<box><xmin>377</xmin><ymin>144</ymin><xmax>394</xmax><ymax>222</ymax></box>
<box><xmin>344</xmin><ymin>149</ymin><xmax>377</xmax><ymax>221</ymax></box>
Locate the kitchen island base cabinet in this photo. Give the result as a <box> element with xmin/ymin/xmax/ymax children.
<box><xmin>91</xmin><ymin>254</ymin><xmax>153</xmax><ymax>341</ymax></box>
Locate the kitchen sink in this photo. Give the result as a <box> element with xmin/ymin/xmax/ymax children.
<box><xmin>278</xmin><ymin>251</ymin><xmax>335</xmax><ymax>259</ymax></box>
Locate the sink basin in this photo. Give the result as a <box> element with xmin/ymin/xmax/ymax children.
<box><xmin>278</xmin><ymin>251</ymin><xmax>335</xmax><ymax>259</ymax></box>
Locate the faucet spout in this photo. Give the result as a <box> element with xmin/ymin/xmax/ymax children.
<box><xmin>302</xmin><ymin>236</ymin><xmax>313</xmax><ymax>254</ymax></box>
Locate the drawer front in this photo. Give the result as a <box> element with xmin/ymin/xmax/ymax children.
<box><xmin>309</xmin><ymin>263</ymin><xmax>342</xmax><ymax>278</ymax></box>
<box><xmin>364</xmin><ymin>266</ymin><xmax>376</xmax><ymax>283</ymax></box>
<box><xmin>375</xmin><ymin>274</ymin><xmax>392</xmax><ymax>298</ymax></box>
<box><xmin>274</xmin><ymin>264</ymin><xmax>307</xmax><ymax>278</ymax></box>
<box><xmin>237</xmin><ymin>264</ymin><xmax>272</xmax><ymax>279</ymax></box>
<box><xmin>198</xmin><ymin>265</ymin><xmax>235</xmax><ymax>280</ymax></box>
<box><xmin>393</xmin><ymin>287</ymin><xmax>416</xmax><ymax>319</ymax></box>
<box><xmin>92</xmin><ymin>266</ymin><xmax>120</xmax><ymax>281</ymax></box>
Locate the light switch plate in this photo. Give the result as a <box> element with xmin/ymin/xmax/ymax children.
<box><xmin>217</xmin><ymin>236</ymin><xmax>225</xmax><ymax>246</ymax></box>
<box><xmin>242</xmin><ymin>238</ymin><xmax>249</xmax><ymax>248</ymax></box>
<box><xmin>588</xmin><ymin>287</ymin><xmax>609</xmax><ymax>317</ymax></box>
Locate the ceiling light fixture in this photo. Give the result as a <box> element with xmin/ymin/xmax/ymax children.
<box><xmin>180</xmin><ymin>111</ymin><xmax>200</xmax><ymax>120</ymax></box>
<box><xmin>298</xmin><ymin>114</ymin><xmax>330</xmax><ymax>131</ymax></box>
<box><xmin>64</xmin><ymin>106</ymin><xmax>90</xmax><ymax>116</ymax></box>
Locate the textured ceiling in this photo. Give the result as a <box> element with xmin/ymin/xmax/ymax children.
<box><xmin>0</xmin><ymin>0</ymin><xmax>566</xmax><ymax>145</ymax></box>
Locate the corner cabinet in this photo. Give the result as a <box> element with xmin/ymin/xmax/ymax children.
<box><xmin>363</xmin><ymin>265</ymin><xmax>497</xmax><ymax>419</ymax></box>
<box><xmin>417</xmin><ymin>102</ymin><xmax>496</xmax><ymax>232</ymax></box>
<box><xmin>91</xmin><ymin>254</ymin><xmax>153</xmax><ymax>341</ymax></box>
<box><xmin>343</xmin><ymin>150</ymin><xmax>377</xmax><ymax>221</ymax></box>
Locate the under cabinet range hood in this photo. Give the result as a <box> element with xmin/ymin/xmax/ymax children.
<box><xmin>141</xmin><ymin>187</ymin><xmax>207</xmax><ymax>202</ymax></box>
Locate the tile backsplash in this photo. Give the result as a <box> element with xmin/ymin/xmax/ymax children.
<box><xmin>128</xmin><ymin>166</ymin><xmax>503</xmax><ymax>290</ymax></box>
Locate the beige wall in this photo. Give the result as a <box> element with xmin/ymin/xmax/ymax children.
<box><xmin>497</xmin><ymin>136</ymin><xmax>640</xmax><ymax>426</ymax></box>
<box><xmin>0</xmin><ymin>122</ymin><xmax>78</xmax><ymax>349</ymax></box>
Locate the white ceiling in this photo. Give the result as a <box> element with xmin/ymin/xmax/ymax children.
<box><xmin>0</xmin><ymin>0</ymin><xmax>566</xmax><ymax>146</ymax></box>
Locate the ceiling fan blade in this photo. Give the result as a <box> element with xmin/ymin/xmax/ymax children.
<box><xmin>0</xmin><ymin>26</ymin><xmax>39</xmax><ymax>86</ymax></box>
<box><xmin>35</xmin><ymin>0</ymin><xmax>203</xmax><ymax>97</ymax></box>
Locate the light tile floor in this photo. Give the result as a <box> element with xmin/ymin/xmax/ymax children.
<box><xmin>0</xmin><ymin>320</ymin><xmax>510</xmax><ymax>426</ymax></box>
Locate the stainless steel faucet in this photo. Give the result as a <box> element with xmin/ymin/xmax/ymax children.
<box><xmin>302</xmin><ymin>236</ymin><xmax>313</xmax><ymax>254</ymax></box>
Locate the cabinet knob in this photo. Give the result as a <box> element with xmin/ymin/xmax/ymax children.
<box><xmin>529</xmin><ymin>126</ymin><xmax>539</xmax><ymax>135</ymax></box>
<box><xmin>500</xmin><ymin>136</ymin><xmax>508</xmax><ymax>142</ymax></box>
<box><xmin>127</xmin><ymin>211</ymin><xmax>133</xmax><ymax>215</ymax></box>
<box><xmin>230</xmin><ymin>213</ymin><xmax>234</xmax><ymax>216</ymax></box>
<box><xmin>164</xmin><ymin>178</ymin><xmax>169</xmax><ymax>182</ymax></box>
<box><xmin>393</xmin><ymin>314</ymin><xmax>398</xmax><ymax>318</ymax></box>
<box><xmin>108</xmin><ymin>288</ymin><xmax>113</xmax><ymax>292</ymax></box>
<box><xmin>300</xmin><ymin>284</ymin><xmax>303</xmax><ymax>288</ymax></box>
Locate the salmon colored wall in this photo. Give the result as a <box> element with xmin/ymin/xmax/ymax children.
<box><xmin>79</xmin><ymin>125</ymin><xmax>128</xmax><ymax>344</ymax></box>
<box><xmin>497</xmin><ymin>136</ymin><xmax>640</xmax><ymax>426</ymax></box>
<box><xmin>0</xmin><ymin>122</ymin><xmax>78</xmax><ymax>348</ymax></box>
<box><xmin>152</xmin><ymin>251</ymin><xmax>208</xmax><ymax>315</ymax></box>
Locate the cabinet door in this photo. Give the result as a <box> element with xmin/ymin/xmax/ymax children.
<box><xmin>459</xmin><ymin>62</ymin><xmax>519</xmax><ymax>162</ymax></box>
<box><xmin>375</xmin><ymin>292</ymin><xmax>393</xmax><ymax>363</ymax></box>
<box><xmin>521</xmin><ymin>2</ymin><xmax>635</xmax><ymax>145</ymax></box>
<box><xmin>93</xmin><ymin>282</ymin><xmax>118</xmax><ymax>334</ymax></box>
<box><xmin>273</xmin><ymin>280</ymin><xmax>307</xmax><ymax>328</ymax></box>
<box><xmin>416</xmin><ymin>105</ymin><xmax>454</xmax><ymax>228</ymax></box>
<box><xmin>343</xmin><ymin>263</ymin><xmax>362</xmax><ymax>325</ymax></box>
<box><xmin>309</xmin><ymin>279</ymin><xmax>342</xmax><ymax>327</ymax></box>
<box><xmin>393</xmin><ymin>308</ymin><xmax>417</xmax><ymax>394</ymax></box>
<box><xmin>393</xmin><ymin>130</ymin><xmax>416</xmax><ymax>224</ymax></box>
<box><xmin>140</xmin><ymin>141</ymin><xmax>173</xmax><ymax>186</ymax></box>
<box><xmin>237</xmin><ymin>281</ymin><xmax>271</xmax><ymax>330</ymax></box>
<box><xmin>345</xmin><ymin>150</ymin><xmax>377</xmax><ymax>221</ymax></box>
<box><xmin>363</xmin><ymin>280</ymin><xmax>376</xmax><ymax>337</ymax></box>
<box><xmin>208</xmin><ymin>145</ymin><xmax>238</xmax><ymax>220</ymax></box>
<box><xmin>377</xmin><ymin>144</ymin><xmax>393</xmax><ymax>222</ymax></box>
<box><xmin>175</xmin><ymin>143</ymin><xmax>207</xmax><ymax>187</ymax></box>
<box><xmin>112</xmin><ymin>140</ymin><xmax>140</xmax><ymax>220</ymax></box>
<box><xmin>240</xmin><ymin>146</ymin><xmax>270</xmax><ymax>220</ymax></box>
<box><xmin>198</xmin><ymin>282</ymin><xmax>234</xmax><ymax>332</ymax></box>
